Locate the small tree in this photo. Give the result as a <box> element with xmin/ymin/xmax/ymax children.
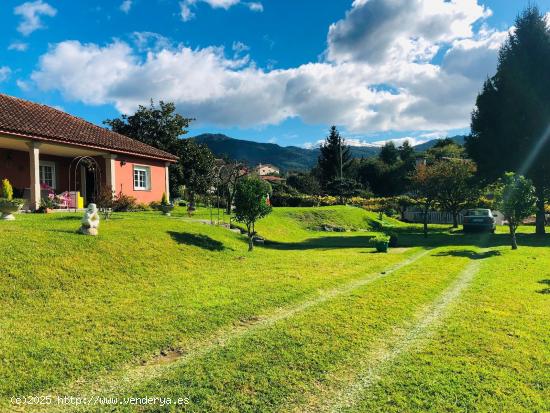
<box><xmin>219</xmin><ymin>161</ymin><xmax>246</xmax><ymax>215</ymax></box>
<box><xmin>234</xmin><ymin>176</ymin><xmax>272</xmax><ymax>251</ymax></box>
<box><xmin>96</xmin><ymin>185</ymin><xmax>115</xmax><ymax>219</ymax></box>
<box><xmin>411</xmin><ymin>164</ymin><xmax>439</xmax><ymax>238</ymax></box>
<box><xmin>391</xmin><ymin>195</ymin><xmax>416</xmax><ymax>221</ymax></box>
<box><xmin>495</xmin><ymin>172</ymin><xmax>537</xmax><ymax>250</ymax></box>
<box><xmin>430</xmin><ymin>159</ymin><xmax>478</xmax><ymax>228</ymax></box>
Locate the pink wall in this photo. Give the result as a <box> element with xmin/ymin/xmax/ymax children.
<box><xmin>0</xmin><ymin>148</ymin><xmax>168</xmax><ymax>204</ymax></box>
<box><xmin>0</xmin><ymin>149</ymin><xmax>73</xmax><ymax>193</ymax></box>
<box><xmin>113</xmin><ymin>156</ymin><xmax>167</xmax><ymax>204</ymax></box>
<box><xmin>0</xmin><ymin>149</ymin><xmax>29</xmax><ymax>191</ymax></box>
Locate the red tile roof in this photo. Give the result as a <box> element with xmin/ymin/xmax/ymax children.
<box><xmin>0</xmin><ymin>94</ymin><xmax>178</xmax><ymax>161</ymax></box>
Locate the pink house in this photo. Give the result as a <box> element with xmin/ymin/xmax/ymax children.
<box><xmin>0</xmin><ymin>94</ymin><xmax>177</xmax><ymax>210</ymax></box>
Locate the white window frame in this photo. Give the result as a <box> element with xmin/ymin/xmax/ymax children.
<box><xmin>39</xmin><ymin>161</ymin><xmax>57</xmax><ymax>189</ymax></box>
<box><xmin>133</xmin><ymin>165</ymin><xmax>151</xmax><ymax>191</ymax></box>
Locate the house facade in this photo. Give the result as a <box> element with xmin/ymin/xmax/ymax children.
<box><xmin>255</xmin><ymin>163</ymin><xmax>280</xmax><ymax>176</ymax></box>
<box><xmin>0</xmin><ymin>94</ymin><xmax>177</xmax><ymax>210</ymax></box>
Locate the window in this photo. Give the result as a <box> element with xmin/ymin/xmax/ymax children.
<box><xmin>39</xmin><ymin>161</ymin><xmax>56</xmax><ymax>189</ymax></box>
<box><xmin>133</xmin><ymin>166</ymin><xmax>151</xmax><ymax>190</ymax></box>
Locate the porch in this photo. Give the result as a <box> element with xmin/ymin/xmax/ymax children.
<box><xmin>0</xmin><ymin>134</ymin><xmax>117</xmax><ymax>211</ymax></box>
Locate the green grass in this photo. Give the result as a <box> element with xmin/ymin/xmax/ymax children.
<box><xmin>0</xmin><ymin>206</ymin><xmax>548</xmax><ymax>412</ymax></box>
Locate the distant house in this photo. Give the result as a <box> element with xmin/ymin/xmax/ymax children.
<box><xmin>255</xmin><ymin>163</ymin><xmax>280</xmax><ymax>176</ymax></box>
<box><xmin>0</xmin><ymin>94</ymin><xmax>177</xmax><ymax>210</ymax></box>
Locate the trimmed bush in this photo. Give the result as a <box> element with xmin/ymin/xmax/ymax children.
<box><xmin>112</xmin><ymin>193</ymin><xmax>138</xmax><ymax>212</ymax></box>
<box><xmin>1</xmin><ymin>179</ymin><xmax>14</xmax><ymax>201</ymax></box>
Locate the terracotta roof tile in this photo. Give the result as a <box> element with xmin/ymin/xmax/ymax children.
<box><xmin>0</xmin><ymin>94</ymin><xmax>178</xmax><ymax>161</ymax></box>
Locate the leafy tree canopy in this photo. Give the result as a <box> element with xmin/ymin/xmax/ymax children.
<box><xmin>287</xmin><ymin>173</ymin><xmax>321</xmax><ymax>195</ymax></box>
<box><xmin>234</xmin><ymin>176</ymin><xmax>273</xmax><ymax>251</ymax></box>
<box><xmin>467</xmin><ymin>6</ymin><xmax>550</xmax><ymax>234</ymax></box>
<box><xmin>495</xmin><ymin>172</ymin><xmax>537</xmax><ymax>249</ymax></box>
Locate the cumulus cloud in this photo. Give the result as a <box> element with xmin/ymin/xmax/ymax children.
<box><xmin>14</xmin><ymin>0</ymin><xmax>57</xmax><ymax>36</ymax></box>
<box><xmin>28</xmin><ymin>0</ymin><xmax>508</xmax><ymax>138</ymax></box>
<box><xmin>327</xmin><ymin>0</ymin><xmax>491</xmax><ymax>64</ymax></box>
<box><xmin>8</xmin><ymin>41</ymin><xmax>29</xmax><ymax>51</ymax></box>
<box><xmin>120</xmin><ymin>0</ymin><xmax>132</xmax><ymax>14</ymax></box>
<box><xmin>179</xmin><ymin>0</ymin><xmax>262</xmax><ymax>21</ymax></box>
<box><xmin>0</xmin><ymin>67</ymin><xmax>11</xmax><ymax>82</ymax></box>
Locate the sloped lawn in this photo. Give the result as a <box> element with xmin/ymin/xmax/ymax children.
<box><xmin>0</xmin><ymin>206</ymin><xmax>547</xmax><ymax>412</ymax></box>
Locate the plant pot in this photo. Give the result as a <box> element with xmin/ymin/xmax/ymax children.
<box><xmin>375</xmin><ymin>242</ymin><xmax>389</xmax><ymax>253</ymax></box>
<box><xmin>0</xmin><ymin>199</ymin><xmax>23</xmax><ymax>220</ymax></box>
<box><xmin>161</xmin><ymin>204</ymin><xmax>174</xmax><ymax>216</ymax></box>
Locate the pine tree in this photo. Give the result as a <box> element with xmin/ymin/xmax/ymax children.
<box><xmin>317</xmin><ymin>126</ymin><xmax>352</xmax><ymax>187</ymax></box>
<box><xmin>379</xmin><ymin>141</ymin><xmax>399</xmax><ymax>165</ymax></box>
<box><xmin>467</xmin><ymin>6</ymin><xmax>550</xmax><ymax>234</ymax></box>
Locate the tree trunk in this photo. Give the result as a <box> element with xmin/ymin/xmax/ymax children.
<box><xmin>509</xmin><ymin>224</ymin><xmax>518</xmax><ymax>250</ymax></box>
<box><xmin>247</xmin><ymin>225</ymin><xmax>254</xmax><ymax>252</ymax></box>
<box><xmin>535</xmin><ymin>183</ymin><xmax>546</xmax><ymax>235</ymax></box>
<box><xmin>226</xmin><ymin>191</ymin><xmax>234</xmax><ymax>215</ymax></box>
<box><xmin>423</xmin><ymin>206</ymin><xmax>428</xmax><ymax>238</ymax></box>
<box><xmin>452</xmin><ymin>211</ymin><xmax>458</xmax><ymax>229</ymax></box>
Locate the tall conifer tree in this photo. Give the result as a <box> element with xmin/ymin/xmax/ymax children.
<box><xmin>467</xmin><ymin>6</ymin><xmax>550</xmax><ymax>234</ymax></box>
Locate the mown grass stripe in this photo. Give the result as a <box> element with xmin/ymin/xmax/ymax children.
<box><xmin>297</xmin><ymin>259</ymin><xmax>481</xmax><ymax>413</ymax></box>
<box><xmin>23</xmin><ymin>248</ymin><xmax>433</xmax><ymax>413</ymax></box>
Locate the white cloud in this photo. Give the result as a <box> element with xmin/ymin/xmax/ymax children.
<box><xmin>16</xmin><ymin>79</ymin><xmax>31</xmax><ymax>91</ymax></box>
<box><xmin>0</xmin><ymin>67</ymin><xmax>11</xmax><ymax>82</ymax></box>
<box><xmin>132</xmin><ymin>32</ymin><xmax>172</xmax><ymax>52</ymax></box>
<box><xmin>245</xmin><ymin>2</ymin><xmax>263</xmax><ymax>12</ymax></box>
<box><xmin>120</xmin><ymin>0</ymin><xmax>132</xmax><ymax>14</ymax></box>
<box><xmin>369</xmin><ymin>137</ymin><xmax>430</xmax><ymax>147</ymax></box>
<box><xmin>14</xmin><ymin>0</ymin><xmax>57</xmax><ymax>36</ymax></box>
<box><xmin>8</xmin><ymin>41</ymin><xmax>29</xmax><ymax>51</ymax></box>
<box><xmin>327</xmin><ymin>0</ymin><xmax>491</xmax><ymax>64</ymax></box>
<box><xmin>27</xmin><ymin>0</ymin><xmax>508</xmax><ymax>140</ymax></box>
<box><xmin>179</xmin><ymin>1</ymin><xmax>195</xmax><ymax>22</ymax></box>
<box><xmin>179</xmin><ymin>0</ymin><xmax>262</xmax><ymax>21</ymax></box>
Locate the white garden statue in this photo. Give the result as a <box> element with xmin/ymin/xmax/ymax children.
<box><xmin>79</xmin><ymin>203</ymin><xmax>100</xmax><ymax>236</ymax></box>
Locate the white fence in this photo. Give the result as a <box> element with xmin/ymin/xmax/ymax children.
<box><xmin>403</xmin><ymin>210</ymin><xmax>505</xmax><ymax>225</ymax></box>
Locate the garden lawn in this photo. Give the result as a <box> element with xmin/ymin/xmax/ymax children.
<box><xmin>0</xmin><ymin>206</ymin><xmax>547</xmax><ymax>412</ymax></box>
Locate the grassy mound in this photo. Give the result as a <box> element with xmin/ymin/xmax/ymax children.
<box><xmin>253</xmin><ymin>205</ymin><xmax>402</xmax><ymax>242</ymax></box>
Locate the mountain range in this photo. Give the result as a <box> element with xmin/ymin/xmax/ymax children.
<box><xmin>191</xmin><ymin>133</ymin><xmax>466</xmax><ymax>171</ymax></box>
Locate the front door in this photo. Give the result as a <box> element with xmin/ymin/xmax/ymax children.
<box><xmin>85</xmin><ymin>168</ymin><xmax>96</xmax><ymax>205</ymax></box>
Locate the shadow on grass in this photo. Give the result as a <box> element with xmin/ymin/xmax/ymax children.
<box><xmin>389</xmin><ymin>227</ymin><xmax>550</xmax><ymax>249</ymax></box>
<box><xmin>261</xmin><ymin>226</ymin><xmax>550</xmax><ymax>251</ymax></box>
<box><xmin>264</xmin><ymin>235</ymin><xmax>374</xmax><ymax>250</ymax></box>
<box><xmin>51</xmin><ymin>215</ymin><xmax>82</xmax><ymax>221</ymax></box>
<box><xmin>168</xmin><ymin>231</ymin><xmax>229</xmax><ymax>251</ymax></box>
<box><xmin>433</xmin><ymin>250</ymin><xmax>501</xmax><ymax>260</ymax></box>
<box><xmin>537</xmin><ymin>279</ymin><xmax>550</xmax><ymax>295</ymax></box>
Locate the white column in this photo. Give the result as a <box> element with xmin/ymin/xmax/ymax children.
<box><xmin>103</xmin><ymin>154</ymin><xmax>117</xmax><ymax>195</ymax></box>
<box><xmin>165</xmin><ymin>162</ymin><xmax>171</xmax><ymax>202</ymax></box>
<box><xmin>27</xmin><ymin>141</ymin><xmax>41</xmax><ymax>211</ymax></box>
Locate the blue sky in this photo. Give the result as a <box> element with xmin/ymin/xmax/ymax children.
<box><xmin>1</xmin><ymin>0</ymin><xmax>549</xmax><ymax>148</ymax></box>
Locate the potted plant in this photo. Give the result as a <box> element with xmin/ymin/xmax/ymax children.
<box><xmin>0</xmin><ymin>179</ymin><xmax>24</xmax><ymax>220</ymax></box>
<box><xmin>370</xmin><ymin>234</ymin><xmax>390</xmax><ymax>253</ymax></box>
<box><xmin>160</xmin><ymin>192</ymin><xmax>174</xmax><ymax>216</ymax></box>
<box><xmin>38</xmin><ymin>196</ymin><xmax>55</xmax><ymax>213</ymax></box>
